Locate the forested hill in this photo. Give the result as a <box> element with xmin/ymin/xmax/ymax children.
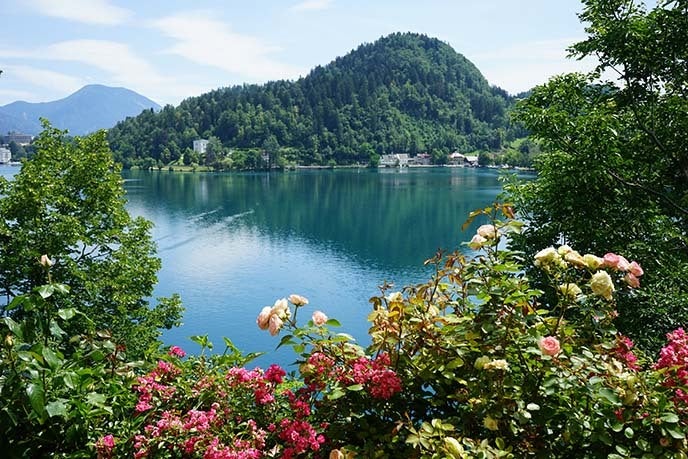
<box><xmin>108</xmin><ymin>32</ymin><xmax>524</xmax><ymax>168</ymax></box>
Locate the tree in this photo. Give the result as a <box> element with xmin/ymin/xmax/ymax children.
<box><xmin>507</xmin><ymin>0</ymin><xmax>688</xmax><ymax>352</ymax></box>
<box><xmin>0</xmin><ymin>122</ymin><xmax>182</xmax><ymax>356</ymax></box>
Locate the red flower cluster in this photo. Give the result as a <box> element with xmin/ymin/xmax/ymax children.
<box><xmin>278</xmin><ymin>418</ymin><xmax>325</xmax><ymax>458</ymax></box>
<box><xmin>303</xmin><ymin>351</ymin><xmax>402</xmax><ymax>400</ymax></box>
<box><xmin>655</xmin><ymin>328</ymin><xmax>688</xmax><ymax>405</ymax></box>
<box><xmin>612</xmin><ymin>334</ymin><xmax>639</xmax><ymax>370</ymax></box>
<box><xmin>131</xmin><ymin>358</ymin><xmax>325</xmax><ymax>458</ymax></box>
<box><xmin>134</xmin><ymin>360</ymin><xmax>180</xmax><ymax>413</ymax></box>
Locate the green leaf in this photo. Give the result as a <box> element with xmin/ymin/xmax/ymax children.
<box><xmin>325</xmin><ymin>318</ymin><xmax>341</xmax><ymax>327</ymax></box>
<box><xmin>447</xmin><ymin>357</ymin><xmax>464</xmax><ymax>369</ymax></box>
<box><xmin>346</xmin><ymin>384</ymin><xmax>364</xmax><ymax>391</ymax></box>
<box><xmin>46</xmin><ymin>400</ymin><xmax>68</xmax><ymax>418</ymax></box>
<box><xmin>37</xmin><ymin>285</ymin><xmax>54</xmax><ymax>299</ymax></box>
<box><xmin>85</xmin><ymin>392</ymin><xmax>106</xmax><ymax>407</ymax></box>
<box><xmin>660</xmin><ymin>413</ymin><xmax>679</xmax><ymax>423</ymax></box>
<box><xmin>42</xmin><ymin>347</ymin><xmax>62</xmax><ymax>370</ymax></box>
<box><xmin>624</xmin><ymin>427</ymin><xmax>634</xmax><ymax>439</ymax></box>
<box><xmin>328</xmin><ymin>389</ymin><xmax>345</xmax><ymax>400</ymax></box>
<box><xmin>26</xmin><ymin>383</ymin><xmax>46</xmax><ymax>418</ymax></box>
<box><xmin>526</xmin><ymin>403</ymin><xmax>540</xmax><ymax>411</ymax></box>
<box><xmin>57</xmin><ymin>308</ymin><xmax>76</xmax><ymax>320</ymax></box>
<box><xmin>666</xmin><ymin>426</ymin><xmax>685</xmax><ymax>439</ymax></box>
<box><xmin>53</xmin><ymin>284</ymin><xmax>70</xmax><ymax>294</ymax></box>
<box><xmin>598</xmin><ymin>388</ymin><xmax>620</xmax><ymax>405</ymax></box>
<box><xmin>277</xmin><ymin>334</ymin><xmax>295</xmax><ymax>349</ymax></box>
<box><xmin>2</xmin><ymin>317</ymin><xmax>23</xmax><ymax>339</ymax></box>
<box><xmin>49</xmin><ymin>319</ymin><xmax>66</xmax><ymax>338</ymax></box>
<box><xmin>62</xmin><ymin>372</ymin><xmax>78</xmax><ymax>390</ymax></box>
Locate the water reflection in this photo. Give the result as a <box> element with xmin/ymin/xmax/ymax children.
<box><xmin>122</xmin><ymin>168</ymin><xmax>512</xmax><ymax>367</ymax></box>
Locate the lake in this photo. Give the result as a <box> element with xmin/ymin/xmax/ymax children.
<box><xmin>121</xmin><ymin>167</ymin><xmax>512</xmax><ymax>367</ymax></box>
<box><xmin>1</xmin><ymin>164</ymin><xmax>514</xmax><ymax>367</ymax></box>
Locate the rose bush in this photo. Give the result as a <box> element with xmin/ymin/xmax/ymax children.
<box><xmin>2</xmin><ymin>204</ymin><xmax>687</xmax><ymax>458</ymax></box>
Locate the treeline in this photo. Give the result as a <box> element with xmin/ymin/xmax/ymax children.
<box><xmin>108</xmin><ymin>32</ymin><xmax>526</xmax><ymax>169</ymax></box>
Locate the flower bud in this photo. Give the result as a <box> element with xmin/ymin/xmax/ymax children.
<box><xmin>312</xmin><ymin>310</ymin><xmax>328</xmax><ymax>326</ymax></box>
<box><xmin>39</xmin><ymin>254</ymin><xmax>53</xmax><ymax>268</ymax></box>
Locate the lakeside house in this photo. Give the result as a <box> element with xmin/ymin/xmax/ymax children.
<box><xmin>1</xmin><ymin>132</ymin><xmax>32</xmax><ymax>146</ymax></box>
<box><xmin>0</xmin><ymin>147</ymin><xmax>11</xmax><ymax>164</ymax></box>
<box><xmin>379</xmin><ymin>153</ymin><xmax>410</xmax><ymax>167</ymax></box>
<box><xmin>193</xmin><ymin>139</ymin><xmax>209</xmax><ymax>154</ymax></box>
<box><xmin>448</xmin><ymin>152</ymin><xmax>479</xmax><ymax>166</ymax></box>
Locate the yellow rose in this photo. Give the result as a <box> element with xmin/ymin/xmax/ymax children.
<box><xmin>483</xmin><ymin>416</ymin><xmax>499</xmax><ymax>431</ymax></box>
<box><xmin>583</xmin><ymin>254</ymin><xmax>604</xmax><ymax>270</ymax></box>
<box><xmin>590</xmin><ymin>271</ymin><xmax>615</xmax><ymax>300</ymax></box>
<box><xmin>534</xmin><ymin>247</ymin><xmax>560</xmax><ymax>268</ymax></box>
<box><xmin>558</xmin><ymin>283</ymin><xmax>582</xmax><ymax>299</ymax></box>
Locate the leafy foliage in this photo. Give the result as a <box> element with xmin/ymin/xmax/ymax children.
<box><xmin>505</xmin><ymin>0</ymin><xmax>688</xmax><ymax>352</ymax></box>
<box><xmin>107</xmin><ymin>33</ymin><xmax>525</xmax><ymax>169</ymax></box>
<box><xmin>2</xmin><ymin>205</ymin><xmax>687</xmax><ymax>457</ymax></box>
<box><xmin>0</xmin><ymin>121</ymin><xmax>183</xmax><ymax>356</ymax></box>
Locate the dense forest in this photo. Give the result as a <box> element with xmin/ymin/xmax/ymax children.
<box><xmin>108</xmin><ymin>33</ymin><xmax>526</xmax><ymax>169</ymax></box>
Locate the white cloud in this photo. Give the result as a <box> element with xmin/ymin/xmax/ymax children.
<box><xmin>26</xmin><ymin>0</ymin><xmax>132</xmax><ymax>25</ymax></box>
<box><xmin>0</xmin><ymin>40</ymin><xmax>209</xmax><ymax>106</ymax></box>
<box><xmin>45</xmin><ymin>40</ymin><xmax>163</xmax><ymax>85</ymax></box>
<box><xmin>2</xmin><ymin>64</ymin><xmax>85</xmax><ymax>96</ymax></box>
<box><xmin>290</xmin><ymin>0</ymin><xmax>333</xmax><ymax>11</ymax></box>
<box><xmin>0</xmin><ymin>88</ymin><xmax>37</xmax><ymax>104</ymax></box>
<box><xmin>150</xmin><ymin>11</ymin><xmax>304</xmax><ymax>82</ymax></box>
<box><xmin>466</xmin><ymin>38</ymin><xmax>596</xmax><ymax>93</ymax></box>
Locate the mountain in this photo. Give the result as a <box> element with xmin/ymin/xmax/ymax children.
<box><xmin>0</xmin><ymin>85</ymin><xmax>161</xmax><ymax>136</ymax></box>
<box><xmin>108</xmin><ymin>33</ymin><xmax>525</xmax><ymax>168</ymax></box>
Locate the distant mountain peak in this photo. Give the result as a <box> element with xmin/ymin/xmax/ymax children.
<box><xmin>0</xmin><ymin>85</ymin><xmax>161</xmax><ymax>136</ymax></box>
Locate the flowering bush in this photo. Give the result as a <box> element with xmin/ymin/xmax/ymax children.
<box><xmin>3</xmin><ymin>205</ymin><xmax>688</xmax><ymax>458</ymax></box>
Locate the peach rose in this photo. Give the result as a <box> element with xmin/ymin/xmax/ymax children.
<box><xmin>268</xmin><ymin>314</ymin><xmax>283</xmax><ymax>336</ymax></box>
<box><xmin>256</xmin><ymin>306</ymin><xmax>272</xmax><ymax>330</ymax></box>
<box><xmin>312</xmin><ymin>310</ymin><xmax>328</xmax><ymax>326</ymax></box>
<box><xmin>468</xmin><ymin>234</ymin><xmax>487</xmax><ymax>250</ymax></box>
<box><xmin>477</xmin><ymin>224</ymin><xmax>497</xmax><ymax>239</ymax></box>
<box><xmin>270</xmin><ymin>298</ymin><xmax>290</xmax><ymax>319</ymax></box>
<box><xmin>564</xmin><ymin>250</ymin><xmax>586</xmax><ymax>268</ymax></box>
<box><xmin>539</xmin><ymin>336</ymin><xmax>561</xmax><ymax>356</ymax></box>
<box><xmin>627</xmin><ymin>261</ymin><xmax>643</xmax><ymax>277</ymax></box>
<box><xmin>288</xmin><ymin>294</ymin><xmax>309</xmax><ymax>306</ymax></box>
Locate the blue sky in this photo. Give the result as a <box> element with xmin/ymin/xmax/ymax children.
<box><xmin>0</xmin><ymin>0</ymin><xmax>593</xmax><ymax>106</ymax></box>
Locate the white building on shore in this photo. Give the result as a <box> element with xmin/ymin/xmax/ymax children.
<box><xmin>0</xmin><ymin>147</ymin><xmax>11</xmax><ymax>164</ymax></box>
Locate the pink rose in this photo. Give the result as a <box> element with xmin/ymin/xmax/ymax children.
<box><xmin>256</xmin><ymin>306</ymin><xmax>272</xmax><ymax>330</ymax></box>
<box><xmin>624</xmin><ymin>272</ymin><xmax>640</xmax><ymax>288</ymax></box>
<box><xmin>539</xmin><ymin>336</ymin><xmax>561</xmax><ymax>356</ymax></box>
<box><xmin>627</xmin><ymin>261</ymin><xmax>643</xmax><ymax>277</ymax></box>
<box><xmin>312</xmin><ymin>310</ymin><xmax>328</xmax><ymax>326</ymax></box>
<box><xmin>268</xmin><ymin>314</ymin><xmax>283</xmax><ymax>336</ymax></box>
<box><xmin>603</xmin><ymin>253</ymin><xmax>629</xmax><ymax>271</ymax></box>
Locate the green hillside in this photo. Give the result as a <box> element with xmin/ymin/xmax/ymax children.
<box><xmin>108</xmin><ymin>32</ymin><xmax>525</xmax><ymax>169</ymax></box>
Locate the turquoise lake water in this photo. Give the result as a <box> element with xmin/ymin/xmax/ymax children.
<box><xmin>121</xmin><ymin>167</ymin><xmax>512</xmax><ymax>367</ymax></box>
<box><xmin>1</xmin><ymin>164</ymin><xmax>515</xmax><ymax>367</ymax></box>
